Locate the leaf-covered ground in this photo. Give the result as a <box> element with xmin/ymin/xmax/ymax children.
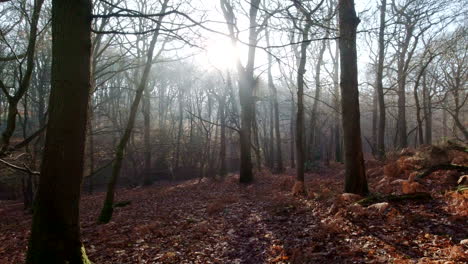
<box><xmin>0</xmin><ymin>165</ymin><xmax>467</xmax><ymax>263</ymax></box>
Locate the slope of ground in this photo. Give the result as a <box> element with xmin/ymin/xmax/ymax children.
<box><xmin>0</xmin><ymin>164</ymin><xmax>467</xmax><ymax>263</ymax></box>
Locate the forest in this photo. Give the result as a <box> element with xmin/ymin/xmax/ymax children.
<box><xmin>0</xmin><ymin>0</ymin><xmax>467</xmax><ymax>263</ymax></box>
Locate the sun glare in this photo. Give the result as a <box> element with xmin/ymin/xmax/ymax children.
<box><xmin>202</xmin><ymin>37</ymin><xmax>239</xmax><ymax>70</ymax></box>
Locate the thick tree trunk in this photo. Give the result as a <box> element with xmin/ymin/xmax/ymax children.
<box><xmin>220</xmin><ymin>0</ymin><xmax>260</xmax><ymax>183</ymax></box>
<box><xmin>98</xmin><ymin>1</ymin><xmax>168</xmax><ymax>223</ymax></box>
<box><xmin>237</xmin><ymin>72</ymin><xmax>254</xmax><ymax>181</ymax></box>
<box><xmin>26</xmin><ymin>0</ymin><xmax>92</xmax><ymax>262</ymax></box>
<box><xmin>339</xmin><ymin>0</ymin><xmax>369</xmax><ymax>196</ymax></box>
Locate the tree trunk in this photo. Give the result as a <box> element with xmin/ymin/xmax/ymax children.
<box><xmin>396</xmin><ymin>24</ymin><xmax>414</xmax><ymax>149</ymax></box>
<box><xmin>443</xmin><ymin>105</ymin><xmax>447</xmax><ymax>139</ymax></box>
<box><xmin>332</xmin><ymin>39</ymin><xmax>342</xmax><ymax>163</ymax></box>
<box><xmin>174</xmin><ymin>90</ymin><xmax>184</xmax><ymax>171</ymax></box>
<box><xmin>219</xmin><ymin>95</ymin><xmax>227</xmax><ymax>178</ymax></box>
<box><xmin>237</xmin><ymin>0</ymin><xmax>260</xmax><ymax>183</ymax></box>
<box><xmin>423</xmin><ymin>73</ymin><xmax>432</xmax><ymax>144</ymax></box>
<box><xmin>220</xmin><ymin>0</ymin><xmax>260</xmax><ymax>183</ymax></box>
<box><xmin>252</xmin><ymin>107</ymin><xmax>262</xmax><ymax>171</ymax></box>
<box><xmin>371</xmin><ymin>88</ymin><xmax>378</xmax><ymax>155</ymax></box>
<box><xmin>309</xmin><ymin>37</ymin><xmax>328</xmax><ymax>161</ymax></box>
<box><xmin>414</xmin><ymin>83</ymin><xmax>424</xmax><ymax>146</ymax></box>
<box><xmin>290</xmin><ymin>98</ymin><xmax>296</xmax><ymax>169</ymax></box>
<box><xmin>26</xmin><ymin>0</ymin><xmax>92</xmax><ymax>262</ymax></box>
<box><xmin>294</xmin><ymin>20</ymin><xmax>312</xmax><ymax>195</ymax></box>
<box><xmin>142</xmin><ymin>86</ymin><xmax>152</xmax><ymax>185</ymax></box>
<box><xmin>237</xmin><ymin>76</ymin><xmax>254</xmax><ymax>182</ymax></box>
<box><xmin>376</xmin><ymin>0</ymin><xmax>386</xmax><ymax>159</ymax></box>
<box><xmin>339</xmin><ymin>0</ymin><xmax>369</xmax><ymax>196</ymax></box>
<box><xmin>268</xmin><ymin>101</ymin><xmax>275</xmax><ymax>169</ymax></box>
<box><xmin>98</xmin><ymin>0</ymin><xmax>168</xmax><ymax>223</ymax></box>
<box><xmin>87</xmin><ymin>107</ymin><xmax>95</xmax><ymax>194</ymax></box>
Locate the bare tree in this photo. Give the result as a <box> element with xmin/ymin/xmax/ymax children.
<box><xmin>220</xmin><ymin>0</ymin><xmax>272</xmax><ymax>183</ymax></box>
<box><xmin>338</xmin><ymin>0</ymin><xmax>368</xmax><ymax>195</ymax></box>
<box><xmin>98</xmin><ymin>0</ymin><xmax>169</xmax><ymax>224</ymax></box>
<box><xmin>265</xmin><ymin>26</ymin><xmax>284</xmax><ymax>173</ymax></box>
<box><xmin>0</xmin><ymin>0</ymin><xmax>45</xmax><ymax>154</ymax></box>
<box><xmin>375</xmin><ymin>0</ymin><xmax>387</xmax><ymax>159</ymax></box>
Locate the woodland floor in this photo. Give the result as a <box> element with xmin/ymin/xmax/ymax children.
<box><xmin>0</xmin><ymin>165</ymin><xmax>467</xmax><ymax>264</ymax></box>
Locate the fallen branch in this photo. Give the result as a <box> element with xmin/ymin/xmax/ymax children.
<box><xmin>0</xmin><ymin>159</ymin><xmax>40</xmax><ymax>175</ymax></box>
<box><xmin>357</xmin><ymin>192</ymin><xmax>432</xmax><ymax>206</ymax></box>
<box><xmin>1</xmin><ymin>158</ymin><xmax>115</xmax><ymax>178</ymax></box>
<box><xmin>416</xmin><ymin>164</ymin><xmax>468</xmax><ymax>179</ymax></box>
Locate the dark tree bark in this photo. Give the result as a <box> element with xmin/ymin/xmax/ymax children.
<box><xmin>26</xmin><ymin>0</ymin><xmax>92</xmax><ymax>262</ymax></box>
<box><xmin>87</xmin><ymin>107</ymin><xmax>95</xmax><ymax>194</ymax></box>
<box><xmin>375</xmin><ymin>0</ymin><xmax>386</xmax><ymax>159</ymax></box>
<box><xmin>338</xmin><ymin>0</ymin><xmax>369</xmax><ymax>195</ymax></box>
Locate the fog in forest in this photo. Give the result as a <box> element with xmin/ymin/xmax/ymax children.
<box><xmin>0</xmin><ymin>0</ymin><xmax>467</xmax><ymax>263</ymax></box>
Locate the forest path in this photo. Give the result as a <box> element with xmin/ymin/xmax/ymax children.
<box><xmin>0</xmin><ymin>168</ymin><xmax>467</xmax><ymax>263</ymax></box>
